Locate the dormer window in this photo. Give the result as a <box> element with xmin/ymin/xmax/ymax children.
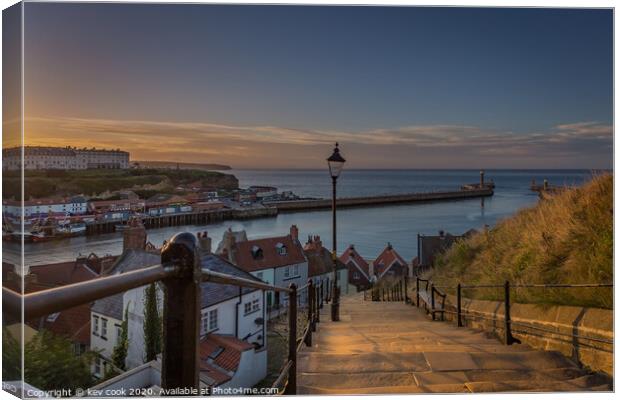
<box><xmin>251</xmin><ymin>245</ymin><xmax>263</xmax><ymax>259</ymax></box>
<box><xmin>276</xmin><ymin>242</ymin><xmax>287</xmax><ymax>256</ymax></box>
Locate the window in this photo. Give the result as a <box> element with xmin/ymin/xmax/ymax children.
<box><xmin>244</xmin><ymin>299</ymin><xmax>260</xmax><ymax>315</ymax></box>
<box><xmin>252</xmin><ymin>299</ymin><xmax>260</xmax><ymax>312</ymax></box>
<box><xmin>94</xmin><ymin>358</ymin><xmax>101</xmax><ymax>375</ymax></box>
<box><xmin>276</xmin><ymin>243</ymin><xmax>287</xmax><ymax>255</ymax></box>
<box><xmin>47</xmin><ymin>312</ymin><xmax>60</xmax><ymax>322</ymax></box>
<box><xmin>284</xmin><ymin>267</ymin><xmax>290</xmax><ymax>278</ymax></box>
<box><xmin>93</xmin><ymin>316</ymin><xmax>99</xmax><ymax>336</ymax></box>
<box><xmin>293</xmin><ymin>265</ymin><xmax>299</xmax><ymax>276</ymax></box>
<box><xmin>353</xmin><ymin>272</ymin><xmax>360</xmax><ymax>280</ymax></box>
<box><xmin>101</xmin><ymin>318</ymin><xmax>108</xmax><ymax>339</ymax></box>
<box><xmin>208</xmin><ymin>309</ymin><xmax>218</xmax><ymax>331</ymax></box>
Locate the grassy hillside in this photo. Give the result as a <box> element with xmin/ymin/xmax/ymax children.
<box><xmin>3</xmin><ymin>168</ymin><xmax>239</xmax><ymax>199</ymax></box>
<box><xmin>433</xmin><ymin>173</ymin><xmax>612</xmax><ymax>309</ymax></box>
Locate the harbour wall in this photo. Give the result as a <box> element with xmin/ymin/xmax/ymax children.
<box><xmin>264</xmin><ymin>188</ymin><xmax>493</xmax><ymax>212</ymax></box>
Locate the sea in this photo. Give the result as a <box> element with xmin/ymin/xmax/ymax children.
<box><xmin>7</xmin><ymin>169</ymin><xmax>597</xmax><ymax>266</ymax></box>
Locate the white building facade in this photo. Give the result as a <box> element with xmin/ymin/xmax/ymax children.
<box><xmin>3</xmin><ymin>146</ymin><xmax>129</xmax><ymax>170</ymax></box>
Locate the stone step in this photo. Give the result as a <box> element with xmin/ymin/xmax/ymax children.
<box><xmin>299</xmin><ymin>350</ymin><xmax>576</xmax><ymax>374</ymax></box>
<box><xmin>468</xmin><ymin>350</ymin><xmax>578</xmax><ymax>371</ymax></box>
<box><xmin>297</xmin><ymin>384</ymin><xmax>469</xmax><ymax>395</ymax></box>
<box><xmin>298</xmin><ymin>351</ymin><xmax>431</xmax><ymax>373</ymax></box>
<box><xmin>305</xmin><ymin>343</ymin><xmax>534</xmax><ymax>354</ymax></box>
<box><xmin>465</xmin><ymin>376</ymin><xmax>611</xmax><ymax>393</ymax></box>
<box><xmin>415</xmin><ymin>367</ymin><xmax>587</xmax><ymax>387</ymax></box>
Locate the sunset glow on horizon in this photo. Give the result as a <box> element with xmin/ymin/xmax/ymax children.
<box><xmin>5</xmin><ymin>4</ymin><xmax>613</xmax><ymax>169</ymax></box>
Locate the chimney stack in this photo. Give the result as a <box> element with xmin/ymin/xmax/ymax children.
<box><xmin>290</xmin><ymin>225</ymin><xmax>299</xmax><ymax>241</ymax></box>
<box><xmin>197</xmin><ymin>231</ymin><xmax>212</xmax><ymax>254</ymax></box>
<box><xmin>123</xmin><ymin>218</ymin><xmax>146</xmax><ymax>251</ymax></box>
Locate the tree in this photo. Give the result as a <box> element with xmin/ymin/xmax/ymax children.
<box><xmin>2</xmin><ymin>329</ymin><xmax>21</xmax><ymax>381</ymax></box>
<box><xmin>24</xmin><ymin>330</ymin><xmax>95</xmax><ymax>392</ymax></box>
<box><xmin>111</xmin><ymin>304</ymin><xmax>129</xmax><ymax>370</ymax></box>
<box><xmin>143</xmin><ymin>283</ymin><xmax>162</xmax><ymax>362</ymax></box>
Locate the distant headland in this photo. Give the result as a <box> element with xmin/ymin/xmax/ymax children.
<box><xmin>133</xmin><ymin>160</ymin><xmax>232</xmax><ymax>171</ymax></box>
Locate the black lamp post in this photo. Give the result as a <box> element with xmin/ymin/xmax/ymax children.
<box><xmin>327</xmin><ymin>142</ymin><xmax>345</xmax><ymax>322</ymax></box>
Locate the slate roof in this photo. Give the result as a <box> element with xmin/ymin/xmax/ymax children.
<box><xmin>232</xmin><ymin>235</ymin><xmax>306</xmax><ymax>272</ymax></box>
<box><xmin>304</xmin><ymin>246</ymin><xmax>346</xmax><ymax>278</ymax></box>
<box><xmin>92</xmin><ymin>249</ymin><xmax>262</xmax><ymax>318</ymax></box>
<box><xmin>92</xmin><ymin>250</ymin><xmax>161</xmax><ymax>319</ymax></box>
<box><xmin>200</xmin><ymin>253</ymin><xmax>261</xmax><ymax>308</ymax></box>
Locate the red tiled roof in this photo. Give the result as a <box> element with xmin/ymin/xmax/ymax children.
<box><xmin>199</xmin><ymin>334</ymin><xmax>254</xmax><ymax>386</ymax></box>
<box><xmin>7</xmin><ymin>259</ymin><xmax>101</xmax><ymax>346</ymax></box>
<box><xmin>38</xmin><ymin>304</ymin><xmax>92</xmax><ymax>346</ymax></box>
<box><xmin>27</xmin><ymin>261</ymin><xmax>99</xmax><ymax>287</ymax></box>
<box><xmin>339</xmin><ymin>245</ymin><xmax>370</xmax><ymax>277</ymax></box>
<box><xmin>373</xmin><ymin>244</ymin><xmax>407</xmax><ymax>277</ymax></box>
<box><xmin>232</xmin><ymin>235</ymin><xmax>306</xmax><ymax>272</ymax></box>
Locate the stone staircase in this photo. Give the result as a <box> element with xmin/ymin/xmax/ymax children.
<box><xmin>297</xmin><ymin>293</ymin><xmax>612</xmax><ymax>394</ymax></box>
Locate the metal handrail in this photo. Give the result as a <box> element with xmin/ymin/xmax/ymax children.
<box><xmin>200</xmin><ymin>269</ymin><xmax>292</xmax><ymax>293</ymax></box>
<box><xmin>413</xmin><ymin>277</ymin><xmax>613</xmax><ymax>347</ymax></box>
<box><xmin>5</xmin><ymin>262</ymin><xmax>176</xmax><ymax>320</ymax></box>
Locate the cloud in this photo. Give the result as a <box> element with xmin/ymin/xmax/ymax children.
<box><xmin>21</xmin><ymin>116</ymin><xmax>612</xmax><ymax>168</ymax></box>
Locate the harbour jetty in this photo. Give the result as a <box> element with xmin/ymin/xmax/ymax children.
<box><xmin>85</xmin><ymin>207</ymin><xmax>277</xmax><ymax>235</ymax></box>
<box><xmin>264</xmin><ymin>188</ymin><xmax>494</xmax><ymax>212</ymax></box>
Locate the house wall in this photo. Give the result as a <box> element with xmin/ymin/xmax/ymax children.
<box><xmin>111</xmin><ymin>281</ymin><xmax>267</xmax><ymax>378</ymax></box>
<box><xmin>90</xmin><ymin>312</ymin><xmax>123</xmax><ymax>358</ymax></box>
<box><xmin>274</xmin><ymin>261</ymin><xmax>309</xmax><ymax>304</ymax></box>
<box><xmin>250</xmin><ymin>268</ymin><xmax>275</xmax><ymax>307</ymax></box>
<box><xmin>347</xmin><ymin>262</ymin><xmax>370</xmax><ymax>288</ymax></box>
<box><xmin>221</xmin><ymin>348</ymin><xmax>268</xmax><ymax>390</ymax></box>
<box><xmin>125</xmin><ymin>285</ymin><xmax>163</xmax><ymax>369</ymax></box>
<box><xmin>90</xmin><ymin>311</ymin><xmax>123</xmax><ymax>377</ymax></box>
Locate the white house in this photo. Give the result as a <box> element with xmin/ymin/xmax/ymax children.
<box><xmin>216</xmin><ymin>225</ymin><xmax>309</xmax><ymax>311</ymax></box>
<box><xmin>3</xmin><ymin>196</ymin><xmax>88</xmax><ymax>218</ymax></box>
<box><xmin>90</xmin><ymin>236</ymin><xmax>267</xmax><ymax>388</ymax></box>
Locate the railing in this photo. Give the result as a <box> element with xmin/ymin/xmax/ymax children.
<box><xmin>409</xmin><ymin>277</ymin><xmax>613</xmax><ymax>346</ymax></box>
<box><xmin>2</xmin><ymin>232</ymin><xmax>325</xmax><ymax>395</ymax></box>
<box><xmin>364</xmin><ymin>278</ymin><xmax>407</xmax><ymax>302</ymax></box>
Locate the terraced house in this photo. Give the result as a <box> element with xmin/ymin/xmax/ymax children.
<box><xmin>216</xmin><ymin>225</ymin><xmax>308</xmax><ymax>311</ymax></box>
<box><xmin>90</xmin><ymin>224</ymin><xmax>267</xmax><ymax>388</ymax></box>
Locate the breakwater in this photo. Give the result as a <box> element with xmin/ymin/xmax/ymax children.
<box><xmin>264</xmin><ymin>188</ymin><xmax>494</xmax><ymax>212</ymax></box>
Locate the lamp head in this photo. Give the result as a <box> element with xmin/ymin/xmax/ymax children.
<box><xmin>327</xmin><ymin>142</ymin><xmax>346</xmax><ymax>179</ymax></box>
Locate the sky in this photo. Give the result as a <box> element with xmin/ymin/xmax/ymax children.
<box><xmin>9</xmin><ymin>4</ymin><xmax>614</xmax><ymax>169</ymax></box>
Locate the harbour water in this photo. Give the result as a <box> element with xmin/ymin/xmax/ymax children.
<box><xmin>9</xmin><ymin>169</ymin><xmax>596</xmax><ymax>266</ymax></box>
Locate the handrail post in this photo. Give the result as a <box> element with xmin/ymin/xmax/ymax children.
<box><xmin>416</xmin><ymin>277</ymin><xmax>420</xmax><ymax>307</ymax></box>
<box><xmin>306</xmin><ymin>280</ymin><xmax>313</xmax><ymax>346</ymax></box>
<box><xmin>160</xmin><ymin>232</ymin><xmax>200</xmax><ymax>391</ymax></box>
<box><xmin>457</xmin><ymin>283</ymin><xmax>462</xmax><ymax>327</ymax></box>
<box><xmin>284</xmin><ymin>283</ymin><xmax>297</xmax><ymax>394</ymax></box>
<box><xmin>404</xmin><ymin>278</ymin><xmax>408</xmax><ymax>303</ymax></box>
<box><xmin>504</xmin><ymin>280</ymin><xmax>515</xmax><ymax>345</ymax></box>
<box><xmin>431</xmin><ymin>284</ymin><xmax>436</xmax><ymax>321</ymax></box>
<box><xmin>315</xmin><ymin>285</ymin><xmax>321</xmax><ymax>324</ymax></box>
